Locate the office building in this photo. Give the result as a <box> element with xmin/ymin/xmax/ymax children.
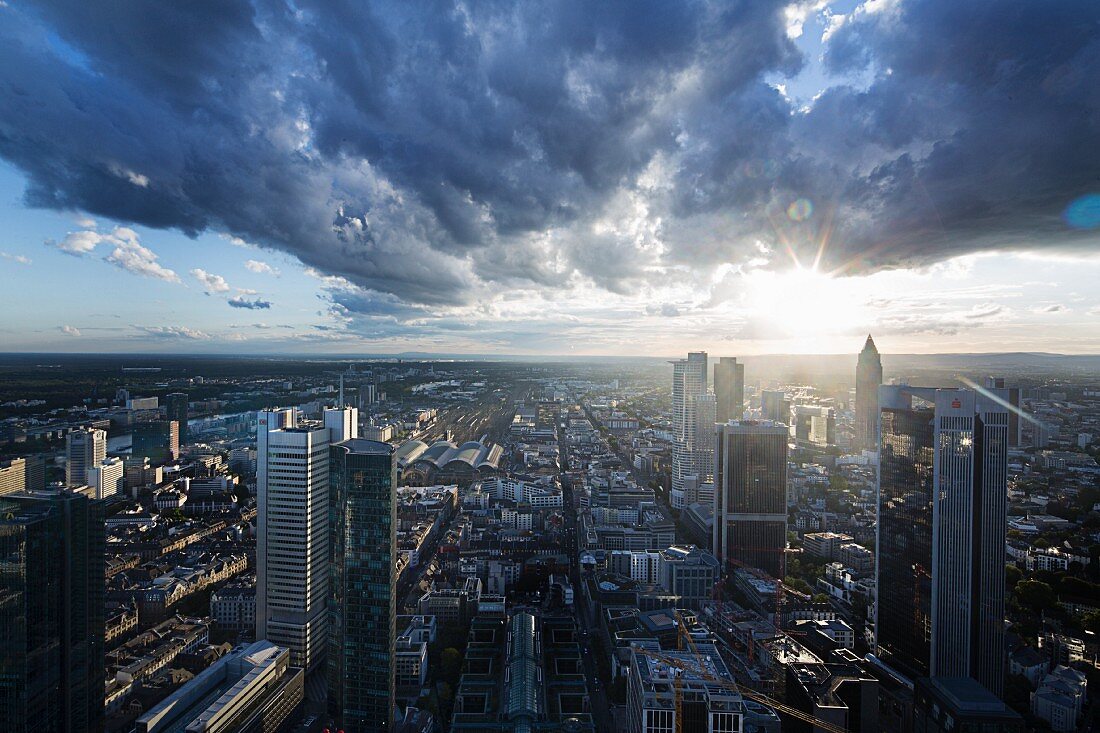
<box><xmin>256</xmin><ymin>406</ymin><xmax>356</xmax><ymax>672</ymax></box>
<box><xmin>164</xmin><ymin>392</ymin><xmax>189</xmax><ymax>445</ymax></box>
<box><xmin>760</xmin><ymin>390</ymin><xmax>791</xmax><ymax>424</ymax></box>
<box><xmin>86</xmin><ymin>456</ymin><xmax>125</xmax><ymax>499</ymax></box>
<box><xmin>135</xmin><ymin>640</ymin><xmax>303</xmax><ymax>733</ymax></box>
<box><xmin>0</xmin><ymin>490</ymin><xmax>105</xmax><ymax>733</ymax></box>
<box><xmin>854</xmin><ymin>335</ymin><xmax>882</xmax><ymax>451</ymax></box>
<box><xmin>658</xmin><ymin>544</ymin><xmax>720</xmax><ymax>606</ymax></box>
<box><xmin>784</xmin><ymin>662</ymin><xmax>878</xmax><ymax>733</ymax></box>
<box><xmin>714</xmin><ymin>356</ymin><xmax>745</xmax><ymax>423</ymax></box>
<box><xmin>328</xmin><ymin>438</ymin><xmax>396</xmax><ymax>733</ymax></box>
<box><xmin>670</xmin><ymin>352</ymin><xmax>711</xmax><ymax>509</ymax></box>
<box><xmin>127</xmin><ymin>396</ymin><xmax>159</xmax><ymax>411</ymax></box>
<box><xmin>876</xmin><ymin>386</ymin><xmax>1008</xmax><ymax>696</ymax></box>
<box><xmin>66</xmin><ymin>426</ymin><xmax>106</xmax><ymax>487</ymax></box>
<box><xmin>913</xmin><ymin>677</ymin><xmax>1023</xmax><ymax>733</ymax></box>
<box><xmin>713</xmin><ymin>420</ymin><xmax>788</xmax><ymax>578</ymax></box>
<box><xmin>627</xmin><ymin>641</ymin><xmax>756</xmax><ymax>733</ymax></box>
<box><xmin>0</xmin><ymin>457</ymin><xmax>26</xmax><ymax>495</ymax></box>
<box><xmin>132</xmin><ymin>419</ymin><xmax>180</xmax><ymax>464</ymax></box>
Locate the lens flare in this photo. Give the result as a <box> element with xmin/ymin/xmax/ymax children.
<box><xmin>1063</xmin><ymin>193</ymin><xmax>1100</xmax><ymax>229</ymax></box>
<box><xmin>787</xmin><ymin>198</ymin><xmax>813</xmax><ymax>221</ymax></box>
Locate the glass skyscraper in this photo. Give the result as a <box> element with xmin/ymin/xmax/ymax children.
<box><xmin>328</xmin><ymin>439</ymin><xmax>396</xmax><ymax>733</ymax></box>
<box><xmin>0</xmin><ymin>490</ymin><xmax>105</xmax><ymax>733</ymax></box>
<box><xmin>713</xmin><ymin>420</ymin><xmax>789</xmax><ymax>579</ymax></box>
<box><xmin>876</xmin><ymin>386</ymin><xmax>1008</xmax><ymax>696</ymax></box>
<box><xmin>163</xmin><ymin>392</ymin><xmax>189</xmax><ymax>445</ymax></box>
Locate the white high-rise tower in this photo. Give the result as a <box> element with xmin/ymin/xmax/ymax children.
<box><xmin>66</xmin><ymin>427</ymin><xmax>106</xmax><ymax>488</ymax></box>
<box><xmin>256</xmin><ymin>405</ymin><xmax>357</xmax><ymax>672</ymax></box>
<box><xmin>670</xmin><ymin>352</ymin><xmax>710</xmax><ymax>509</ymax></box>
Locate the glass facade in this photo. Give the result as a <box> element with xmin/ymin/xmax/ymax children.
<box><xmin>328</xmin><ymin>439</ymin><xmax>396</xmax><ymax>733</ymax></box>
<box><xmin>0</xmin><ymin>491</ymin><xmax>105</xmax><ymax>733</ymax></box>
<box><xmin>876</xmin><ymin>406</ymin><xmax>935</xmax><ymax>681</ymax></box>
<box><xmin>714</xmin><ymin>423</ymin><xmax>788</xmax><ymax>579</ymax></box>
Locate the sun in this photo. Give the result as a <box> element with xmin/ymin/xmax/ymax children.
<box><xmin>742</xmin><ymin>266</ymin><xmax>867</xmax><ymax>350</ymax></box>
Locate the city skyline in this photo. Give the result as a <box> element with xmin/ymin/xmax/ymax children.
<box><xmin>1</xmin><ymin>1</ymin><xmax>1100</xmax><ymax>355</ymax></box>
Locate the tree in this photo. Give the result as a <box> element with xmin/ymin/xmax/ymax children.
<box><xmin>1005</xmin><ymin>564</ymin><xmax>1023</xmax><ymax>589</ymax></box>
<box><xmin>1014</xmin><ymin>580</ymin><xmax>1055</xmax><ymax>612</ymax></box>
<box><xmin>1083</xmin><ymin>610</ymin><xmax>1100</xmax><ymax>635</ymax></box>
<box><xmin>441</xmin><ymin>647</ymin><xmax>463</xmax><ymax>682</ymax></box>
<box><xmin>786</xmin><ymin>577</ymin><xmax>813</xmax><ymax>595</ymax></box>
<box><xmin>812</xmin><ymin>593</ymin><xmax>831</xmax><ymax>605</ymax></box>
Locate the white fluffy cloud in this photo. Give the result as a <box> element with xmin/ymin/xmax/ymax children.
<box><xmin>60</xmin><ymin>324</ymin><xmax>81</xmax><ymax>336</ymax></box>
<box><xmin>46</xmin><ymin>225</ymin><xmax>179</xmax><ymax>282</ymax></box>
<box><xmin>245</xmin><ymin>259</ymin><xmax>278</xmax><ymax>276</ymax></box>
<box><xmin>104</xmin><ymin>229</ymin><xmax>179</xmax><ymax>282</ymax></box>
<box><xmin>190</xmin><ymin>268</ymin><xmax>231</xmax><ymax>293</ymax></box>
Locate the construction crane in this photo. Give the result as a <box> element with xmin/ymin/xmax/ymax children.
<box><xmin>632</xmin><ymin>645</ymin><xmax>849</xmax><ymax>733</ymax></box>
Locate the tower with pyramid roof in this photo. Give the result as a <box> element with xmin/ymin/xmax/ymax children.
<box><xmin>855</xmin><ymin>335</ymin><xmax>883</xmax><ymax>451</ymax></box>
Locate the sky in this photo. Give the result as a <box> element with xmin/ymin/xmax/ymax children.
<box><xmin>1</xmin><ymin>0</ymin><xmax>1099</xmax><ymax>356</ymax></box>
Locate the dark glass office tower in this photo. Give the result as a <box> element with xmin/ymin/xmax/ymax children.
<box><xmin>328</xmin><ymin>439</ymin><xmax>396</xmax><ymax>733</ymax></box>
<box><xmin>876</xmin><ymin>387</ymin><xmax>1008</xmax><ymax>697</ymax></box>
<box><xmin>876</xmin><ymin>400</ymin><xmax>936</xmax><ymax>682</ymax></box>
<box><xmin>713</xmin><ymin>421</ymin><xmax>789</xmax><ymax>578</ymax></box>
<box><xmin>132</xmin><ymin>419</ymin><xmax>179</xmax><ymax>464</ymax></box>
<box><xmin>163</xmin><ymin>392</ymin><xmax>188</xmax><ymax>445</ymax></box>
<box><xmin>713</xmin><ymin>357</ymin><xmax>745</xmax><ymax>423</ymax></box>
<box><xmin>0</xmin><ymin>490</ymin><xmax>105</xmax><ymax>733</ymax></box>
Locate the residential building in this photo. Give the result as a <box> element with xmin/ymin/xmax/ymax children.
<box><xmin>1031</xmin><ymin>665</ymin><xmax>1087</xmax><ymax>732</ymax></box>
<box><xmin>66</xmin><ymin>426</ymin><xmax>106</xmax><ymax>487</ymax></box>
<box><xmin>875</xmin><ymin>386</ymin><xmax>1009</xmax><ymax>696</ymax></box>
<box><xmin>328</xmin><ymin>438</ymin><xmax>396</xmax><ymax>733</ymax></box>
<box><xmin>0</xmin><ymin>490</ymin><xmax>105</xmax><ymax>733</ymax></box>
<box><xmin>714</xmin><ymin>421</ymin><xmax>788</xmax><ymax>578</ymax></box>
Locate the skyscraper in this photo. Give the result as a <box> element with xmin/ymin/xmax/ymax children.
<box><xmin>875</xmin><ymin>386</ymin><xmax>1008</xmax><ymax>696</ymax></box>
<box><xmin>163</xmin><ymin>392</ymin><xmax>189</xmax><ymax>446</ymax></box>
<box><xmin>713</xmin><ymin>421</ymin><xmax>789</xmax><ymax>579</ymax></box>
<box><xmin>855</xmin><ymin>335</ymin><xmax>883</xmax><ymax>452</ymax></box>
<box><xmin>256</xmin><ymin>406</ymin><xmax>356</xmax><ymax>672</ymax></box>
<box><xmin>328</xmin><ymin>439</ymin><xmax>396</xmax><ymax>733</ymax></box>
<box><xmin>131</xmin><ymin>419</ymin><xmax>179</xmax><ymax>464</ymax></box>
<box><xmin>670</xmin><ymin>352</ymin><xmax>710</xmax><ymax>509</ymax></box>
<box><xmin>760</xmin><ymin>390</ymin><xmax>791</xmax><ymax>424</ymax></box>
<box><xmin>66</xmin><ymin>427</ymin><xmax>106</xmax><ymax>487</ymax></box>
<box><xmin>0</xmin><ymin>490</ymin><xmax>105</xmax><ymax>733</ymax></box>
<box><xmin>714</xmin><ymin>356</ymin><xmax>745</xmax><ymax>423</ymax></box>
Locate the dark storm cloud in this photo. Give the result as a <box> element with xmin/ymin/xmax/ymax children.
<box><xmin>0</xmin><ymin>0</ymin><xmax>1098</xmax><ymax>309</ymax></box>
